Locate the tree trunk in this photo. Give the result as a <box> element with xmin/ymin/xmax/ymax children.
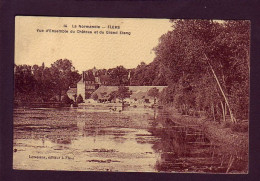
<box><xmin>220</xmin><ymin>101</ymin><xmax>226</xmax><ymax>122</ymax></box>
<box><xmin>204</xmin><ymin>54</ymin><xmax>237</xmax><ymax>123</ymax></box>
<box><xmin>211</xmin><ymin>103</ymin><xmax>216</xmax><ymax>122</ymax></box>
<box><xmin>224</xmin><ymin>102</ymin><xmax>227</xmax><ymax>119</ymax></box>
<box><xmin>59</xmin><ymin>91</ymin><xmax>62</xmax><ymax>102</ymax></box>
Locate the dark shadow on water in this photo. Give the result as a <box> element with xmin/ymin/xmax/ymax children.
<box><xmin>147</xmin><ymin>111</ymin><xmax>247</xmax><ymax>173</ymax></box>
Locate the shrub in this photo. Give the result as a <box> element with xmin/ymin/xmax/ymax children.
<box><xmin>92</xmin><ymin>93</ymin><xmax>99</xmax><ymax>100</ymax></box>
<box><xmin>231</xmin><ymin>122</ymin><xmax>248</xmax><ymax>133</ymax></box>
<box><xmin>62</xmin><ymin>94</ymin><xmax>73</xmax><ymax>104</ymax></box>
<box><xmin>77</xmin><ymin>94</ymin><xmax>84</xmax><ymax>103</ymax></box>
<box><xmin>223</xmin><ymin>121</ymin><xmax>232</xmax><ymax>128</ymax></box>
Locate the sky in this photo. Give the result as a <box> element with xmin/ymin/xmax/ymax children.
<box><xmin>15</xmin><ymin>16</ymin><xmax>173</xmax><ymax>72</ymax></box>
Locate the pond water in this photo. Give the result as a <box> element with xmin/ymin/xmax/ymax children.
<box><xmin>13</xmin><ymin>105</ymin><xmax>247</xmax><ymax>173</ymax></box>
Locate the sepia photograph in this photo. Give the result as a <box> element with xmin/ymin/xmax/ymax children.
<box><xmin>13</xmin><ymin>16</ymin><xmax>249</xmax><ymax>173</ymax></box>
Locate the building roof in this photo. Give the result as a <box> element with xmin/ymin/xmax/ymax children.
<box><xmin>130</xmin><ymin>91</ymin><xmax>152</xmax><ymax>100</ymax></box>
<box><xmin>93</xmin><ymin>86</ymin><xmax>118</xmax><ymax>99</ymax></box>
<box><xmin>92</xmin><ymin>86</ymin><xmax>167</xmax><ymax>100</ymax></box>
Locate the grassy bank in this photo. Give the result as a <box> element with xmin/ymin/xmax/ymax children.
<box><xmin>165</xmin><ymin>107</ymin><xmax>248</xmax><ymax>140</ymax></box>
<box><xmin>164</xmin><ymin>107</ymin><xmax>249</xmax><ymax>173</ymax></box>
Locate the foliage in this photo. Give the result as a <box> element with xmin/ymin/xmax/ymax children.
<box><xmin>129</xmin><ymin>61</ymin><xmax>169</xmax><ymax>86</ymax></box>
<box><xmin>113</xmin><ymin>86</ymin><xmax>132</xmax><ymax>107</ymax></box>
<box><xmin>154</xmin><ymin>20</ymin><xmax>250</xmax><ymax>123</ymax></box>
<box><xmin>92</xmin><ymin>93</ymin><xmax>99</xmax><ymax>100</ymax></box>
<box><xmin>230</xmin><ymin>122</ymin><xmax>248</xmax><ymax>133</ymax></box>
<box><xmin>76</xmin><ymin>94</ymin><xmax>84</xmax><ymax>103</ymax></box>
<box><xmin>83</xmin><ymin>62</ymin><xmax>169</xmax><ymax>86</ymax></box>
<box><xmin>14</xmin><ymin>20</ymin><xmax>250</xmax><ymax>124</ymax></box>
<box><xmin>62</xmin><ymin>94</ymin><xmax>73</xmax><ymax>104</ymax></box>
<box><xmin>107</xmin><ymin>66</ymin><xmax>129</xmax><ymax>86</ymax></box>
<box><xmin>159</xmin><ymin>86</ymin><xmax>175</xmax><ymax>105</ymax></box>
<box><xmin>148</xmin><ymin>87</ymin><xmax>159</xmax><ymax>104</ymax></box>
<box><xmin>14</xmin><ymin>59</ymin><xmax>81</xmax><ymax>102</ymax></box>
<box><xmin>108</xmin><ymin>91</ymin><xmax>117</xmax><ymax>101</ymax></box>
<box><xmin>49</xmin><ymin>59</ymin><xmax>81</xmax><ymax>100</ymax></box>
<box><xmin>114</xmin><ymin>86</ymin><xmax>132</xmax><ymax>100</ymax></box>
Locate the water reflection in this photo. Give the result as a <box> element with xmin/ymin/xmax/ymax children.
<box><xmin>13</xmin><ymin>107</ymin><xmax>247</xmax><ymax>173</ymax></box>
<box><xmin>148</xmin><ymin>111</ymin><xmax>247</xmax><ymax>173</ymax></box>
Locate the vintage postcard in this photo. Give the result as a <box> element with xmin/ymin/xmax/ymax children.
<box><xmin>13</xmin><ymin>16</ymin><xmax>249</xmax><ymax>173</ymax></box>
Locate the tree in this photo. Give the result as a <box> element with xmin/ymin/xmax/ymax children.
<box><xmin>159</xmin><ymin>86</ymin><xmax>175</xmax><ymax>105</ymax></box>
<box><xmin>129</xmin><ymin>61</ymin><xmax>168</xmax><ymax>86</ymax></box>
<box><xmin>14</xmin><ymin>65</ymin><xmax>37</xmax><ymax>102</ymax></box>
<box><xmin>108</xmin><ymin>91</ymin><xmax>117</xmax><ymax>102</ymax></box>
<box><xmin>154</xmin><ymin>19</ymin><xmax>250</xmax><ymax>123</ymax></box>
<box><xmin>114</xmin><ymin>86</ymin><xmax>132</xmax><ymax>108</ymax></box>
<box><xmin>208</xmin><ymin>21</ymin><xmax>250</xmax><ymax>122</ymax></box>
<box><xmin>76</xmin><ymin>94</ymin><xmax>84</xmax><ymax>103</ymax></box>
<box><xmin>62</xmin><ymin>94</ymin><xmax>73</xmax><ymax>104</ymax></box>
<box><xmin>92</xmin><ymin>93</ymin><xmax>99</xmax><ymax>101</ymax></box>
<box><xmin>14</xmin><ymin>59</ymin><xmax>81</xmax><ymax>103</ymax></box>
<box><xmin>50</xmin><ymin>59</ymin><xmax>81</xmax><ymax>101</ymax></box>
<box><xmin>107</xmin><ymin>66</ymin><xmax>129</xmax><ymax>86</ymax></box>
<box><xmin>148</xmin><ymin>87</ymin><xmax>159</xmax><ymax>104</ymax></box>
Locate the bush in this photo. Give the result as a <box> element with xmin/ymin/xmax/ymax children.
<box><xmin>62</xmin><ymin>94</ymin><xmax>73</xmax><ymax>104</ymax></box>
<box><xmin>223</xmin><ymin>121</ymin><xmax>232</xmax><ymax>128</ymax></box>
<box><xmin>222</xmin><ymin>121</ymin><xmax>248</xmax><ymax>133</ymax></box>
<box><xmin>77</xmin><ymin>94</ymin><xmax>84</xmax><ymax>103</ymax></box>
<box><xmin>231</xmin><ymin>122</ymin><xmax>248</xmax><ymax>133</ymax></box>
<box><xmin>92</xmin><ymin>93</ymin><xmax>98</xmax><ymax>100</ymax></box>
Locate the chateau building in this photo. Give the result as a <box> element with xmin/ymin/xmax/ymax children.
<box><xmin>77</xmin><ymin>67</ymin><xmax>109</xmax><ymax>99</ymax></box>
<box><xmin>74</xmin><ymin>67</ymin><xmax>167</xmax><ymax>102</ymax></box>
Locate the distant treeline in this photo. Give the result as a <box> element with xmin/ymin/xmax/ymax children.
<box><xmin>15</xmin><ymin>20</ymin><xmax>249</xmax><ymax>123</ymax></box>
<box><xmin>14</xmin><ymin>60</ymin><xmax>82</xmax><ymax>103</ymax></box>
<box><xmin>84</xmin><ymin>61</ymin><xmax>168</xmax><ymax>86</ymax></box>
<box><xmin>14</xmin><ymin>60</ymin><xmax>167</xmax><ymax>103</ymax></box>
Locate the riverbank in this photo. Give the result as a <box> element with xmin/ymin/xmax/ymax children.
<box><xmin>14</xmin><ymin>101</ymin><xmax>72</xmax><ymax>108</ymax></box>
<box><xmin>165</xmin><ymin>107</ymin><xmax>249</xmax><ymax>172</ymax></box>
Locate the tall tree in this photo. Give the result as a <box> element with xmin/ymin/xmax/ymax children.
<box><xmin>50</xmin><ymin>59</ymin><xmax>81</xmax><ymax>101</ymax></box>
<box><xmin>113</xmin><ymin>86</ymin><xmax>132</xmax><ymax>108</ymax></box>
<box><xmin>154</xmin><ymin>20</ymin><xmax>250</xmax><ymax>123</ymax></box>
<box><xmin>108</xmin><ymin>66</ymin><xmax>129</xmax><ymax>86</ymax></box>
<box><xmin>148</xmin><ymin>87</ymin><xmax>159</xmax><ymax>104</ymax></box>
<box><xmin>14</xmin><ymin>59</ymin><xmax>81</xmax><ymax>103</ymax></box>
